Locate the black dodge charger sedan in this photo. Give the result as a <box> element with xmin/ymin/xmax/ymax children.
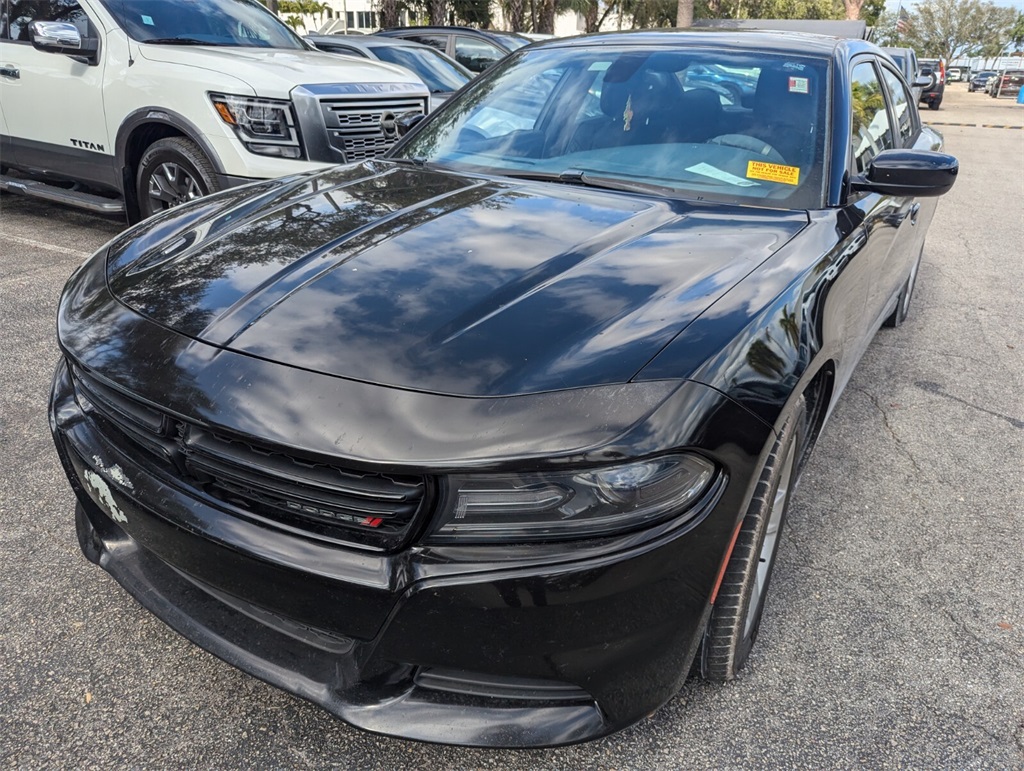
<box><xmin>51</xmin><ymin>30</ymin><xmax>957</xmax><ymax>746</ymax></box>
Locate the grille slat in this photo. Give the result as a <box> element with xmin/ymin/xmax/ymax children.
<box><xmin>320</xmin><ymin>96</ymin><xmax>426</xmax><ymax>162</ymax></box>
<box><xmin>70</xmin><ymin>366</ymin><xmax>428</xmax><ymax>550</ymax></box>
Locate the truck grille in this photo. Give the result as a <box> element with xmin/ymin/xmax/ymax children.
<box><xmin>71</xmin><ymin>365</ymin><xmax>429</xmax><ymax>551</ymax></box>
<box><xmin>320</xmin><ymin>96</ymin><xmax>427</xmax><ymax>162</ymax></box>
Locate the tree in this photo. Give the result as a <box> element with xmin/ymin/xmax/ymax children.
<box><xmin>676</xmin><ymin>0</ymin><xmax>693</xmax><ymax>27</ymax></box>
<box><xmin>1009</xmin><ymin>11</ymin><xmax>1024</xmax><ymax>54</ymax></box>
<box><xmin>427</xmin><ymin>0</ymin><xmax>448</xmax><ymax>24</ymax></box>
<box><xmin>378</xmin><ymin>0</ymin><xmax>402</xmax><ymax>28</ymax></box>
<box><xmin>453</xmin><ymin>0</ymin><xmax>493</xmax><ymax>25</ymax></box>
<box><xmin>871</xmin><ymin>9</ymin><xmax>900</xmax><ymax>47</ymax></box>
<box><xmin>693</xmin><ymin>0</ymin><xmax>844</xmax><ymax>21</ymax></box>
<box><xmin>859</xmin><ymin>0</ymin><xmax>884</xmax><ymax>26</ymax></box>
<box><xmin>899</xmin><ymin>0</ymin><xmax>1016</xmax><ymax>62</ymax></box>
<box><xmin>502</xmin><ymin>0</ymin><xmax>527</xmax><ymax>30</ymax></box>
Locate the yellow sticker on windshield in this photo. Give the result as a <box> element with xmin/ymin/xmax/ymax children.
<box><xmin>747</xmin><ymin>161</ymin><xmax>800</xmax><ymax>186</ymax></box>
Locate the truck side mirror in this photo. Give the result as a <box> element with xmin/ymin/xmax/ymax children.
<box><xmin>29</xmin><ymin>21</ymin><xmax>82</xmax><ymax>52</ymax></box>
<box><xmin>29</xmin><ymin>21</ymin><xmax>99</xmax><ymax>65</ymax></box>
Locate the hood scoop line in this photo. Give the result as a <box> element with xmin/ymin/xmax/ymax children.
<box><xmin>437</xmin><ymin>207</ymin><xmax>684</xmax><ymax>347</ymax></box>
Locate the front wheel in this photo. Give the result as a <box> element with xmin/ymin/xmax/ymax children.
<box><xmin>136</xmin><ymin>137</ymin><xmax>221</xmax><ymax>220</ymax></box>
<box><xmin>701</xmin><ymin>396</ymin><xmax>806</xmax><ymax>681</ymax></box>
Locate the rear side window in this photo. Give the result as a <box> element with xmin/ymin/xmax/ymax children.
<box><xmin>880</xmin><ymin>66</ymin><xmax>914</xmax><ymax>145</ymax></box>
<box><xmin>454</xmin><ymin>36</ymin><xmax>504</xmax><ymax>72</ymax></box>
<box><xmin>6</xmin><ymin>0</ymin><xmax>91</xmax><ymax>41</ymax></box>
<box><xmin>405</xmin><ymin>33</ymin><xmax>448</xmax><ymax>52</ymax></box>
<box><xmin>850</xmin><ymin>61</ymin><xmax>895</xmax><ymax>174</ymax></box>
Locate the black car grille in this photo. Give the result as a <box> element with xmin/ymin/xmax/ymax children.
<box><xmin>320</xmin><ymin>96</ymin><xmax>426</xmax><ymax>162</ymax></box>
<box><xmin>71</xmin><ymin>366</ymin><xmax>429</xmax><ymax>551</ymax></box>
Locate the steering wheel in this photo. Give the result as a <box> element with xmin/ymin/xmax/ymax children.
<box><xmin>707</xmin><ymin>134</ymin><xmax>787</xmax><ymax>165</ymax></box>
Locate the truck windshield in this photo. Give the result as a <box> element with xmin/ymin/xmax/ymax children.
<box><xmin>100</xmin><ymin>0</ymin><xmax>306</xmax><ymax>49</ymax></box>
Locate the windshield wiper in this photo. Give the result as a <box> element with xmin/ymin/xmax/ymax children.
<box><xmin>144</xmin><ymin>37</ymin><xmax>226</xmax><ymax>45</ymax></box>
<box><xmin>498</xmin><ymin>169</ymin><xmax>676</xmax><ymax>196</ymax></box>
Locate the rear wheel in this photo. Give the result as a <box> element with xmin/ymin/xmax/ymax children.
<box><xmin>701</xmin><ymin>396</ymin><xmax>806</xmax><ymax>681</ymax></box>
<box><xmin>136</xmin><ymin>137</ymin><xmax>220</xmax><ymax>220</ymax></box>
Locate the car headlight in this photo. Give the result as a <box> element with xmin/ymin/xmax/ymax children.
<box><xmin>428</xmin><ymin>454</ymin><xmax>716</xmax><ymax>543</ymax></box>
<box><xmin>210</xmin><ymin>93</ymin><xmax>303</xmax><ymax>159</ymax></box>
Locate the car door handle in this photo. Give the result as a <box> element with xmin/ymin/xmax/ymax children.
<box><xmin>909</xmin><ymin>203</ymin><xmax>921</xmax><ymax>225</ymax></box>
<box><xmin>0</xmin><ymin>65</ymin><xmax>19</xmax><ymax>79</ymax></box>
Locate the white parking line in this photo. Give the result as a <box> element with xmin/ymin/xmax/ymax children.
<box><xmin>2</xmin><ymin>233</ymin><xmax>92</xmax><ymax>260</ymax></box>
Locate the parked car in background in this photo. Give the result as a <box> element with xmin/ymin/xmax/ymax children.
<box><xmin>307</xmin><ymin>34</ymin><xmax>472</xmax><ymax>110</ymax></box>
<box><xmin>376</xmin><ymin>25</ymin><xmax>531</xmax><ymax>73</ymax></box>
<box><xmin>53</xmin><ymin>29</ymin><xmax>957</xmax><ymax>748</ymax></box>
<box><xmin>916</xmin><ymin>58</ymin><xmax>945</xmax><ymax>109</ymax></box>
<box><xmin>947</xmin><ymin>66</ymin><xmax>967</xmax><ymax>82</ymax></box>
<box><xmin>989</xmin><ymin>70</ymin><xmax>1024</xmax><ymax>98</ymax></box>
<box><xmin>968</xmin><ymin>71</ymin><xmax>998</xmax><ymax>92</ymax></box>
<box><xmin>0</xmin><ymin>0</ymin><xmax>427</xmax><ymax>222</ymax></box>
<box><xmin>882</xmin><ymin>47</ymin><xmax>921</xmax><ymax>100</ymax></box>
<box><xmin>680</xmin><ymin>62</ymin><xmax>758</xmax><ymax>106</ymax></box>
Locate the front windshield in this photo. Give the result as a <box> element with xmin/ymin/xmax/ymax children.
<box><xmin>374</xmin><ymin>46</ymin><xmax>471</xmax><ymax>93</ymax></box>
<box><xmin>100</xmin><ymin>0</ymin><xmax>306</xmax><ymax>48</ymax></box>
<box><xmin>398</xmin><ymin>46</ymin><xmax>829</xmax><ymax>209</ymax></box>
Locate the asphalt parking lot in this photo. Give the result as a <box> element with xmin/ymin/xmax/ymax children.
<box><xmin>1</xmin><ymin>83</ymin><xmax>1021</xmax><ymax>768</ymax></box>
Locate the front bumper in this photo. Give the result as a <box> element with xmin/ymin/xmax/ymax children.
<box><xmin>51</xmin><ymin>359</ymin><xmax>760</xmax><ymax>746</ymax></box>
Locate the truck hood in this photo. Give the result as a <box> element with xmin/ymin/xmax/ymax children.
<box><xmin>107</xmin><ymin>162</ymin><xmax>807</xmax><ymax>397</ymax></box>
<box><xmin>138</xmin><ymin>45</ymin><xmax>423</xmax><ymax>99</ymax></box>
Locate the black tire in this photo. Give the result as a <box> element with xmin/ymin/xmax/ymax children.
<box><xmin>701</xmin><ymin>396</ymin><xmax>806</xmax><ymax>681</ymax></box>
<box><xmin>136</xmin><ymin>137</ymin><xmax>220</xmax><ymax>220</ymax></box>
<box><xmin>928</xmin><ymin>98</ymin><xmax>941</xmax><ymax>110</ymax></box>
<box><xmin>884</xmin><ymin>246</ymin><xmax>923</xmax><ymax>328</ymax></box>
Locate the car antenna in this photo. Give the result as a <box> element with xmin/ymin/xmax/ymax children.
<box><xmin>122</xmin><ymin>0</ymin><xmax>135</xmax><ymax>65</ymax></box>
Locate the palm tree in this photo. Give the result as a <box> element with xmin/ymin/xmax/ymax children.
<box><xmin>676</xmin><ymin>0</ymin><xmax>692</xmax><ymax>27</ymax></box>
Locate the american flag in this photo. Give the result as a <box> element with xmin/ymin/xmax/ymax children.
<box><xmin>896</xmin><ymin>7</ymin><xmax>911</xmax><ymax>34</ymax></box>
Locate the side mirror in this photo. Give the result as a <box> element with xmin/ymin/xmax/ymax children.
<box><xmin>912</xmin><ymin>75</ymin><xmax>932</xmax><ymax>88</ymax></box>
<box><xmin>29</xmin><ymin>20</ymin><xmax>81</xmax><ymax>51</ymax></box>
<box><xmin>395</xmin><ymin>111</ymin><xmax>425</xmax><ymax>137</ymax></box>
<box><xmin>851</xmin><ymin>149</ymin><xmax>958</xmax><ymax>198</ymax></box>
<box><xmin>29</xmin><ymin>20</ymin><xmax>98</xmax><ymax>64</ymax></box>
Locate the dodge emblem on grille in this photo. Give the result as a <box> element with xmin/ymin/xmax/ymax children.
<box><xmin>380</xmin><ymin>111</ymin><xmax>398</xmax><ymax>139</ymax></box>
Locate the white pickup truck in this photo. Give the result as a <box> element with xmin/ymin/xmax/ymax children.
<box><xmin>0</xmin><ymin>0</ymin><xmax>428</xmax><ymax>221</ymax></box>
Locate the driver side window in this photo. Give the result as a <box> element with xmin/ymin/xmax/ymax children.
<box><xmin>850</xmin><ymin>61</ymin><xmax>895</xmax><ymax>174</ymax></box>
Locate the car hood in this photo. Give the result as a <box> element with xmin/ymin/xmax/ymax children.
<box><xmin>138</xmin><ymin>45</ymin><xmax>422</xmax><ymax>99</ymax></box>
<box><xmin>107</xmin><ymin>163</ymin><xmax>807</xmax><ymax>397</ymax></box>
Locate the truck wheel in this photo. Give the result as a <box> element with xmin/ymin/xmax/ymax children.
<box><xmin>136</xmin><ymin>137</ymin><xmax>221</xmax><ymax>219</ymax></box>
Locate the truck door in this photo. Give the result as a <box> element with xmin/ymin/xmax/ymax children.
<box><xmin>0</xmin><ymin>0</ymin><xmax>115</xmax><ymax>187</ymax></box>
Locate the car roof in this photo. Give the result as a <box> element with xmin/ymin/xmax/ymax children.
<box><xmin>537</xmin><ymin>28</ymin><xmax>867</xmax><ymax>59</ymax></box>
<box><xmin>379</xmin><ymin>26</ymin><xmax>530</xmax><ymax>42</ymax></box>
<box><xmin>307</xmin><ymin>34</ymin><xmax>437</xmax><ymax>51</ymax></box>
<box><xmin>692</xmin><ymin>18</ymin><xmax>869</xmax><ymax>40</ymax></box>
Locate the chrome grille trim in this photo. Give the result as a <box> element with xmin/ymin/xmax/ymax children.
<box><xmin>319</xmin><ymin>96</ymin><xmax>428</xmax><ymax>162</ymax></box>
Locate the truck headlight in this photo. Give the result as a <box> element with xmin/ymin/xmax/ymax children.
<box><xmin>210</xmin><ymin>93</ymin><xmax>303</xmax><ymax>159</ymax></box>
<box><xmin>428</xmin><ymin>454</ymin><xmax>716</xmax><ymax>543</ymax></box>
